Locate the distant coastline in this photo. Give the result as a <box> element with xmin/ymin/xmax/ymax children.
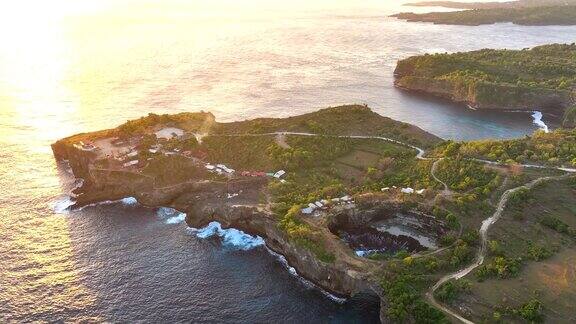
<box><xmin>393</xmin><ymin>0</ymin><xmax>576</xmax><ymax>26</ymax></box>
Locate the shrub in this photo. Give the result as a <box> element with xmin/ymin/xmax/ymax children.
<box><xmin>516</xmin><ymin>299</ymin><xmax>544</xmax><ymax>322</ymax></box>
<box><xmin>434</xmin><ymin>279</ymin><xmax>471</xmax><ymax>303</ymax></box>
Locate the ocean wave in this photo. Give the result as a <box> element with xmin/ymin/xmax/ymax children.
<box><xmin>157</xmin><ymin>207</ymin><xmax>187</xmax><ymax>224</ymax></box>
<box><xmin>188</xmin><ymin>221</ymin><xmax>265</xmax><ymax>250</ymax></box>
<box><xmin>531</xmin><ymin>111</ymin><xmax>549</xmax><ymax>133</ymax></box>
<box><xmin>74</xmin><ymin>196</ymin><xmax>140</xmax><ymax>211</ymax></box>
<box><xmin>265</xmin><ymin>246</ymin><xmax>347</xmax><ymax>304</ymax></box>
<box><xmin>121</xmin><ymin>197</ymin><xmax>138</xmax><ymax>205</ymax></box>
<box><xmin>51</xmin><ymin>196</ymin><xmax>76</xmax><ymax>214</ymax></box>
<box><xmin>188</xmin><ymin>222</ymin><xmax>347</xmax><ymax>302</ymax></box>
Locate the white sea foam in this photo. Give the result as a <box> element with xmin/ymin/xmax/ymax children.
<box><xmin>52</xmin><ymin>196</ymin><xmax>76</xmax><ymax>214</ymax></box>
<box><xmin>531</xmin><ymin>111</ymin><xmax>549</xmax><ymax>133</ymax></box>
<box><xmin>355</xmin><ymin>249</ymin><xmax>381</xmax><ymax>257</ymax></box>
<box><xmin>75</xmin><ymin>197</ymin><xmax>139</xmax><ymax>211</ymax></box>
<box><xmin>188</xmin><ymin>222</ymin><xmax>346</xmax><ymax>302</ymax></box>
<box><xmin>157</xmin><ymin>207</ymin><xmax>187</xmax><ymax>224</ymax></box>
<box><xmin>190</xmin><ymin>221</ymin><xmax>265</xmax><ymax>250</ymax></box>
<box><xmin>265</xmin><ymin>246</ymin><xmax>347</xmax><ymax>303</ymax></box>
<box><xmin>121</xmin><ymin>197</ymin><xmax>138</xmax><ymax>205</ymax></box>
<box><xmin>166</xmin><ymin>214</ymin><xmax>186</xmax><ymax>224</ymax></box>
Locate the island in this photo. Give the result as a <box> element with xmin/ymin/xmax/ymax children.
<box><xmin>392</xmin><ymin>0</ymin><xmax>576</xmax><ymax>26</ymax></box>
<box><xmin>394</xmin><ymin>43</ymin><xmax>576</xmax><ymax>124</ymax></box>
<box><xmin>52</xmin><ymin>105</ymin><xmax>576</xmax><ymax>323</ymax></box>
<box><xmin>404</xmin><ymin>0</ymin><xmax>575</xmax><ymax>10</ymax></box>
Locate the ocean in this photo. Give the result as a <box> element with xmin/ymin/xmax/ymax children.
<box><xmin>1</xmin><ymin>0</ymin><xmax>575</xmax><ymax>322</ymax></box>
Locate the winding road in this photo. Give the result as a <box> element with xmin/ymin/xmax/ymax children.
<box><xmin>208</xmin><ymin>131</ymin><xmax>576</xmax><ymax>323</ymax></box>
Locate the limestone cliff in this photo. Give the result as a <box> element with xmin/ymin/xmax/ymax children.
<box><xmin>394</xmin><ymin>67</ymin><xmax>572</xmax><ymax>118</ymax></box>
<box><xmin>51</xmin><ymin>139</ymin><xmax>385</xmax><ymax>307</ymax></box>
<box><xmin>394</xmin><ymin>46</ymin><xmax>576</xmax><ymax>119</ymax></box>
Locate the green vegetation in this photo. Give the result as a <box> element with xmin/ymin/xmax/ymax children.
<box><xmin>268</xmin><ymin>136</ymin><xmax>354</xmax><ymax>170</ymax></box>
<box><xmin>395</xmin><ymin>44</ymin><xmax>576</xmax><ymax>113</ymax></box>
<box><xmin>434</xmin><ymin>279</ymin><xmax>471</xmax><ymax>303</ymax></box>
<box><xmin>393</xmin><ymin>5</ymin><xmax>576</xmax><ymax>26</ymax></box>
<box><xmin>435</xmin><ymin>128</ymin><xmax>576</xmax><ymax>167</ymax></box>
<box><xmin>381</xmin><ymin>272</ymin><xmax>448</xmax><ymax>323</ymax></box>
<box><xmin>563</xmin><ymin>106</ymin><xmax>576</xmax><ymax>128</ymax></box>
<box><xmin>64</xmin><ymin>105</ymin><xmax>576</xmax><ymax>323</ymax></box>
<box><xmin>142</xmin><ymin>155</ymin><xmax>205</xmax><ymax>186</ymax></box>
<box><xmin>540</xmin><ymin>215</ymin><xmax>576</xmax><ymax>237</ymax></box>
<box><xmin>435</xmin><ymin>158</ymin><xmax>499</xmax><ymax>193</ymax></box>
<box><xmin>405</xmin><ymin>0</ymin><xmax>576</xmax><ymax>10</ymax></box>
<box><xmin>516</xmin><ymin>298</ymin><xmax>544</xmax><ymax>322</ymax></box>
<box><xmin>506</xmin><ymin>188</ymin><xmax>533</xmax><ymax>220</ymax></box>
<box><xmin>213</xmin><ymin>105</ymin><xmax>441</xmax><ymax>148</ymax></box>
<box><xmin>278</xmin><ymin>205</ymin><xmax>335</xmax><ymax>263</ymax></box>
<box><xmin>455</xmin><ymin>177</ymin><xmax>576</xmax><ymax>322</ymax></box>
<box><xmin>476</xmin><ymin>256</ymin><xmax>522</xmax><ymax>281</ymax></box>
<box><xmin>201</xmin><ymin>136</ymin><xmax>276</xmax><ymax>171</ymax></box>
<box><xmin>117</xmin><ymin>112</ymin><xmax>214</xmax><ymax>137</ymax></box>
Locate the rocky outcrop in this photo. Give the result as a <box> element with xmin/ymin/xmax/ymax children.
<box><xmin>52</xmin><ymin>140</ymin><xmax>382</xmax><ymax>302</ymax></box>
<box><xmin>394</xmin><ymin>54</ymin><xmax>575</xmax><ymax>119</ymax></box>
<box><xmin>394</xmin><ymin>74</ymin><xmax>572</xmax><ymax>118</ymax></box>
<box><xmin>52</xmin><ymin>140</ymin><xmax>97</xmax><ymax>181</ymax></box>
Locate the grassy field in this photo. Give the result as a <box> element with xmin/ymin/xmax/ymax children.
<box><xmin>211</xmin><ymin>105</ymin><xmax>441</xmax><ymax>149</ymax></box>
<box><xmin>452</xmin><ymin>177</ymin><xmax>576</xmax><ymax>322</ymax></box>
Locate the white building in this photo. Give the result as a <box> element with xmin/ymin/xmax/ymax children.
<box><xmin>123</xmin><ymin>160</ymin><xmax>139</xmax><ymax>167</ymax></box>
<box><xmin>155</xmin><ymin>127</ymin><xmax>184</xmax><ymax>140</ymax></box>
<box><xmin>301</xmin><ymin>207</ymin><xmax>314</xmax><ymax>214</ymax></box>
<box><xmin>273</xmin><ymin>170</ymin><xmax>286</xmax><ymax>178</ymax></box>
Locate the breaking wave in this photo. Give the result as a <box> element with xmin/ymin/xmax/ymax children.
<box><xmin>531</xmin><ymin>111</ymin><xmax>549</xmax><ymax>133</ymax></box>
<box><xmin>121</xmin><ymin>197</ymin><xmax>138</xmax><ymax>205</ymax></box>
<box><xmin>188</xmin><ymin>221</ymin><xmax>265</xmax><ymax>250</ymax></box>
<box><xmin>188</xmin><ymin>222</ymin><xmax>346</xmax><ymax>302</ymax></box>
<box><xmin>265</xmin><ymin>247</ymin><xmax>347</xmax><ymax>303</ymax></box>
<box><xmin>156</xmin><ymin>207</ymin><xmax>187</xmax><ymax>224</ymax></box>
<box><xmin>51</xmin><ymin>196</ymin><xmax>75</xmax><ymax>214</ymax></box>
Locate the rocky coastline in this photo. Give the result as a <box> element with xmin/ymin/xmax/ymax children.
<box><xmin>393</xmin><ymin>48</ymin><xmax>576</xmax><ymax>120</ymax></box>
<box><xmin>52</xmin><ymin>139</ymin><xmax>396</xmax><ymax>321</ymax></box>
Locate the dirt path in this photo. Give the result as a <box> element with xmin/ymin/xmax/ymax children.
<box><xmin>431</xmin><ymin>158</ymin><xmax>452</xmax><ymax>196</ymax></box>
<box><xmin>202</xmin><ymin>131</ymin><xmax>576</xmax><ymax>323</ymax></box>
<box><xmin>275</xmin><ymin>133</ymin><xmax>291</xmax><ymax>149</ymax></box>
<box><xmin>426</xmin><ymin>174</ymin><xmax>572</xmax><ymax>323</ymax></box>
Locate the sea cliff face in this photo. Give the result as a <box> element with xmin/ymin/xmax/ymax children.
<box><xmin>51</xmin><ymin>139</ymin><xmax>385</xmax><ymax>311</ymax></box>
<box><xmin>394</xmin><ymin>64</ymin><xmax>572</xmax><ymax>117</ymax></box>
<box><xmin>394</xmin><ymin>46</ymin><xmax>576</xmax><ymax>119</ymax></box>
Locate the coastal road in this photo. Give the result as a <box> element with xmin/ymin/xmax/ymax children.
<box><xmin>425</xmin><ymin>173</ymin><xmax>573</xmax><ymax>324</ymax></box>
<box><xmin>430</xmin><ymin>158</ymin><xmax>452</xmax><ymax>196</ymax></box>
<box><xmin>208</xmin><ymin>131</ymin><xmax>576</xmax><ymax>323</ymax></box>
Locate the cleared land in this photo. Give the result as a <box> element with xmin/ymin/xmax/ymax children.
<box><xmin>54</xmin><ymin>105</ymin><xmax>576</xmax><ymax>323</ymax></box>
<box><xmin>444</xmin><ymin>177</ymin><xmax>576</xmax><ymax>322</ymax></box>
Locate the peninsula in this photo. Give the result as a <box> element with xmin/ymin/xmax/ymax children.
<box><xmin>52</xmin><ymin>105</ymin><xmax>576</xmax><ymax>323</ymax></box>
<box><xmin>404</xmin><ymin>0</ymin><xmax>576</xmax><ymax>10</ymax></box>
<box><xmin>394</xmin><ymin>43</ymin><xmax>576</xmax><ymax>123</ymax></box>
<box><xmin>392</xmin><ymin>0</ymin><xmax>576</xmax><ymax>26</ymax></box>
